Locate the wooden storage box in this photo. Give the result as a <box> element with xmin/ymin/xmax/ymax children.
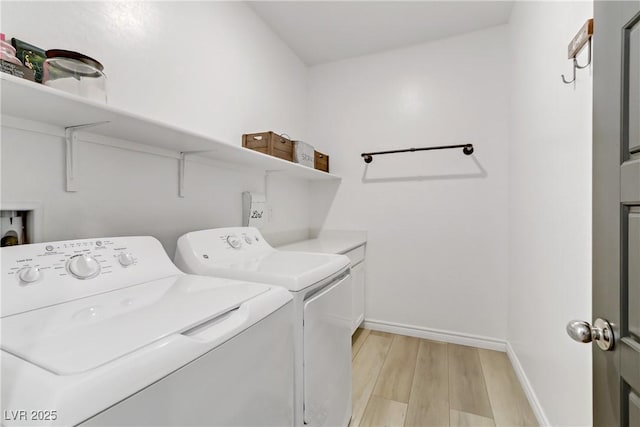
<box><xmin>242</xmin><ymin>131</ymin><xmax>294</xmax><ymax>162</ymax></box>
<box><xmin>314</xmin><ymin>150</ymin><xmax>329</xmax><ymax>172</ymax></box>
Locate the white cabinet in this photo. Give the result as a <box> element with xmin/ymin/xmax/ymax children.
<box><xmin>343</xmin><ymin>244</ymin><xmax>366</xmax><ymax>334</ymax></box>
<box><xmin>303</xmin><ymin>275</ymin><xmax>352</xmax><ymax>426</ymax></box>
<box><xmin>350</xmin><ymin>261</ymin><xmax>365</xmax><ymax>333</ymax></box>
<box><xmin>277</xmin><ymin>233</ymin><xmax>367</xmax><ymax>335</ymax></box>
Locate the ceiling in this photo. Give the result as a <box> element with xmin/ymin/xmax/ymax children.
<box><xmin>248</xmin><ymin>1</ymin><xmax>514</xmax><ymax>65</ymax></box>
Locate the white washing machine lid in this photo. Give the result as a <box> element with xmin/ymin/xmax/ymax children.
<box><xmin>196</xmin><ymin>251</ymin><xmax>350</xmax><ymax>292</ymax></box>
<box><xmin>1</xmin><ymin>274</ymin><xmax>269</xmax><ymax>375</ymax></box>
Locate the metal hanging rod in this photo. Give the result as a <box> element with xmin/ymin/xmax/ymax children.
<box><xmin>361</xmin><ymin>143</ymin><xmax>474</xmax><ymax>164</ymax></box>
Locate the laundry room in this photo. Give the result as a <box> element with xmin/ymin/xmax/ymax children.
<box><xmin>2</xmin><ymin>1</ymin><xmax>633</xmax><ymax>427</ymax></box>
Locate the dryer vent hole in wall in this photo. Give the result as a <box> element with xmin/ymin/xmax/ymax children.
<box><xmin>1</xmin><ymin>210</ymin><xmax>30</xmax><ymax>247</ymax></box>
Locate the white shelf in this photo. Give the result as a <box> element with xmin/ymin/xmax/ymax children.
<box><xmin>0</xmin><ymin>73</ymin><xmax>340</xmax><ymax>182</ymax></box>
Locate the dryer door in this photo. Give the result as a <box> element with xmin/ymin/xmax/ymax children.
<box><xmin>303</xmin><ymin>274</ymin><xmax>352</xmax><ymax>427</ymax></box>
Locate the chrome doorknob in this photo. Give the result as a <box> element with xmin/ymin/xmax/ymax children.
<box><xmin>566</xmin><ymin>320</ymin><xmax>593</xmax><ymax>343</ymax></box>
<box><xmin>566</xmin><ymin>318</ymin><xmax>614</xmax><ymax>351</ymax></box>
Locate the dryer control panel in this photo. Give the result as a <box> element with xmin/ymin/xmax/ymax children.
<box><xmin>174</xmin><ymin>227</ymin><xmax>277</xmax><ymax>273</ymax></box>
<box><xmin>177</xmin><ymin>227</ymin><xmax>274</xmax><ymax>259</ymax></box>
<box><xmin>223</xmin><ymin>230</ymin><xmax>266</xmax><ymax>251</ymax></box>
<box><xmin>1</xmin><ymin>236</ymin><xmax>181</xmax><ymax>317</ymax></box>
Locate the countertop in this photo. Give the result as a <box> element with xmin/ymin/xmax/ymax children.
<box><xmin>277</xmin><ymin>230</ymin><xmax>367</xmax><ymax>255</ymax></box>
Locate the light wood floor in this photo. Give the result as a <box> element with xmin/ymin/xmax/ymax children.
<box><xmin>350</xmin><ymin>329</ymin><xmax>538</xmax><ymax>427</ymax></box>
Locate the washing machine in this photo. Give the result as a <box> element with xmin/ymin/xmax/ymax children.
<box><xmin>1</xmin><ymin>236</ymin><xmax>294</xmax><ymax>426</ymax></box>
<box><xmin>175</xmin><ymin>227</ymin><xmax>352</xmax><ymax>427</ymax></box>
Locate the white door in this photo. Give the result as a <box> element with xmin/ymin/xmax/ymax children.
<box><xmin>303</xmin><ymin>275</ymin><xmax>352</xmax><ymax>427</ymax></box>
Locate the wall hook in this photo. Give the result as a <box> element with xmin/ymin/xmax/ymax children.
<box><xmin>574</xmin><ymin>38</ymin><xmax>592</xmax><ymax>69</ymax></box>
<box><xmin>561</xmin><ymin>58</ymin><xmax>578</xmax><ymax>84</ymax></box>
<box><xmin>561</xmin><ymin>19</ymin><xmax>593</xmax><ymax>85</ymax></box>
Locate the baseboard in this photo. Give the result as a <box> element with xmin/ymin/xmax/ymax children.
<box><xmin>363</xmin><ymin>318</ymin><xmax>507</xmax><ymax>351</ymax></box>
<box><xmin>506</xmin><ymin>342</ymin><xmax>551</xmax><ymax>427</ymax></box>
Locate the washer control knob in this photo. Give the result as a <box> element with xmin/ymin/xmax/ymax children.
<box><xmin>19</xmin><ymin>267</ymin><xmax>41</xmax><ymax>283</ymax></box>
<box><xmin>118</xmin><ymin>252</ymin><xmax>134</xmax><ymax>267</ymax></box>
<box><xmin>244</xmin><ymin>235</ymin><xmax>253</xmax><ymax>244</ymax></box>
<box><xmin>68</xmin><ymin>254</ymin><xmax>101</xmax><ymax>279</ymax></box>
<box><xmin>227</xmin><ymin>235</ymin><xmax>242</xmax><ymax>249</ymax></box>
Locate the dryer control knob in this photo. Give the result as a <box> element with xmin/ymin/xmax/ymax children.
<box><xmin>19</xmin><ymin>266</ymin><xmax>41</xmax><ymax>283</ymax></box>
<box><xmin>68</xmin><ymin>254</ymin><xmax>101</xmax><ymax>279</ymax></box>
<box><xmin>118</xmin><ymin>252</ymin><xmax>134</xmax><ymax>267</ymax></box>
<box><xmin>227</xmin><ymin>235</ymin><xmax>242</xmax><ymax>249</ymax></box>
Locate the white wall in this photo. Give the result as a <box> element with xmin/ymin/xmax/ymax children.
<box><xmin>508</xmin><ymin>2</ymin><xmax>593</xmax><ymax>426</ymax></box>
<box><xmin>307</xmin><ymin>26</ymin><xmax>510</xmax><ymax>340</ymax></box>
<box><xmin>0</xmin><ymin>1</ymin><xmax>311</xmax><ymax>255</ymax></box>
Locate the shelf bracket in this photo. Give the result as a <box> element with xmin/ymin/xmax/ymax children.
<box><xmin>178</xmin><ymin>150</ymin><xmax>218</xmax><ymax>198</ymax></box>
<box><xmin>64</xmin><ymin>122</ymin><xmax>109</xmax><ymax>192</ymax></box>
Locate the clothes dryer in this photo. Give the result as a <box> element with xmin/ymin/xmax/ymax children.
<box><xmin>175</xmin><ymin>227</ymin><xmax>352</xmax><ymax>427</ymax></box>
